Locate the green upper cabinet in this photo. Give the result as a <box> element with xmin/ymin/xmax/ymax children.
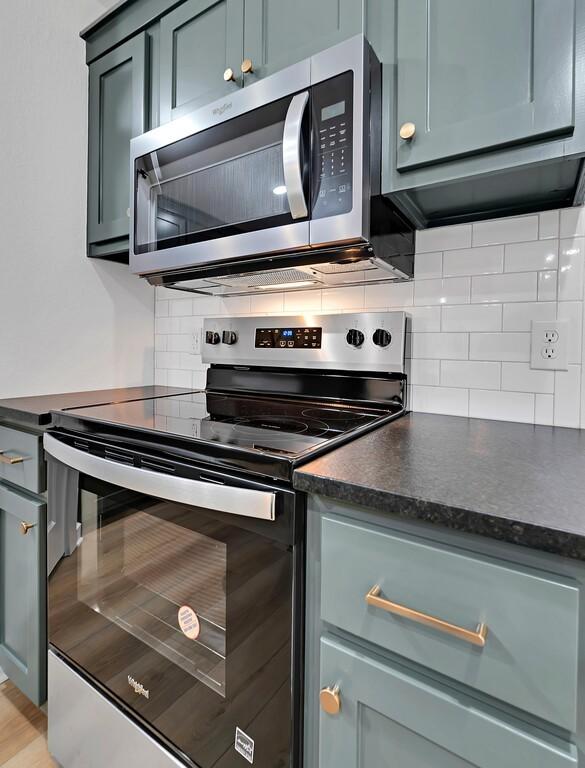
<box><xmin>395</xmin><ymin>0</ymin><xmax>575</xmax><ymax>172</ymax></box>
<box><xmin>159</xmin><ymin>0</ymin><xmax>244</xmax><ymax>124</ymax></box>
<box><xmin>87</xmin><ymin>33</ymin><xmax>148</xmax><ymax>258</ymax></box>
<box><xmin>0</xmin><ymin>485</ymin><xmax>47</xmax><ymax>706</ymax></box>
<box><xmin>243</xmin><ymin>0</ymin><xmax>363</xmax><ymax>83</ymax></box>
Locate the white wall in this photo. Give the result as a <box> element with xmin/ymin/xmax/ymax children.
<box><xmin>154</xmin><ymin>207</ymin><xmax>585</xmax><ymax>428</ymax></box>
<box><xmin>0</xmin><ymin>0</ymin><xmax>154</xmax><ymax>399</ymax></box>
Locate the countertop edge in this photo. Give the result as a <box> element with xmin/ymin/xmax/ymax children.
<box><xmin>293</xmin><ymin>470</ymin><xmax>585</xmax><ymax>561</ymax></box>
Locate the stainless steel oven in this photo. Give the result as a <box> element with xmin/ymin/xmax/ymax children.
<box><xmin>45</xmin><ymin>433</ymin><xmax>303</xmax><ymax>768</ymax></box>
<box><xmin>130</xmin><ymin>35</ymin><xmax>414</xmax><ymax>293</ymax></box>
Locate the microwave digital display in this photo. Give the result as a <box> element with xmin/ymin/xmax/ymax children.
<box><xmin>321</xmin><ymin>100</ymin><xmax>345</xmax><ymax>121</ymax></box>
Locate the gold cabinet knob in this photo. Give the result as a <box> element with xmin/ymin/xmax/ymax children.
<box><xmin>319</xmin><ymin>684</ymin><xmax>341</xmax><ymax>715</ymax></box>
<box><xmin>20</xmin><ymin>521</ymin><xmax>36</xmax><ymax>536</ymax></box>
<box><xmin>223</xmin><ymin>67</ymin><xmax>236</xmax><ymax>82</ymax></box>
<box><xmin>399</xmin><ymin>121</ymin><xmax>416</xmax><ymax>140</ymax></box>
<box><xmin>241</xmin><ymin>58</ymin><xmax>254</xmax><ymax>75</ymax></box>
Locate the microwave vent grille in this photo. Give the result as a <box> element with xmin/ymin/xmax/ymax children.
<box><xmin>309</xmin><ymin>260</ymin><xmax>378</xmax><ymax>275</ymax></box>
<box><xmin>205</xmin><ymin>269</ymin><xmax>320</xmax><ymax>289</ymax></box>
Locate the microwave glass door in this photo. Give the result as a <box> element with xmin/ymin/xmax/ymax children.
<box><xmin>134</xmin><ymin>93</ymin><xmax>310</xmax><ymax>255</ymax></box>
<box><xmin>49</xmin><ymin>474</ymin><xmax>294</xmax><ymax>768</ymax></box>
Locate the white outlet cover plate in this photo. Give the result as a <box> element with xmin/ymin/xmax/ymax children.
<box><xmin>530</xmin><ymin>319</ymin><xmax>569</xmax><ymax>370</ymax></box>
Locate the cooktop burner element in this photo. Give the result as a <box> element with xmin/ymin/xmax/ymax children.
<box><xmin>52</xmin><ymin>312</ymin><xmax>408</xmax><ymax>480</ymax></box>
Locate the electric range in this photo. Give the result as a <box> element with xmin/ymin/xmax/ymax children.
<box><xmin>44</xmin><ymin>311</ymin><xmax>407</xmax><ymax>768</ymax></box>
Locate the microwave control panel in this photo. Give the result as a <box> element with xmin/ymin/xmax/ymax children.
<box><xmin>312</xmin><ymin>71</ymin><xmax>353</xmax><ymax>220</ymax></box>
<box><xmin>255</xmin><ymin>327</ymin><xmax>323</xmax><ymax>349</ymax></box>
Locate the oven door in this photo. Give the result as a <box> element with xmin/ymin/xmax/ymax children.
<box><xmin>130</xmin><ymin>61</ymin><xmax>312</xmax><ymax>276</ymax></box>
<box><xmin>45</xmin><ymin>435</ymin><xmax>301</xmax><ymax>768</ymax></box>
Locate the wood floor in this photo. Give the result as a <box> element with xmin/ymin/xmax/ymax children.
<box><xmin>0</xmin><ymin>681</ymin><xmax>56</xmax><ymax>768</ymax></box>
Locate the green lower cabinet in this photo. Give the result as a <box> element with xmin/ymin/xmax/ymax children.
<box><xmin>87</xmin><ymin>33</ymin><xmax>148</xmax><ymax>259</ymax></box>
<box><xmin>319</xmin><ymin>637</ymin><xmax>577</xmax><ymax>768</ymax></box>
<box><xmin>0</xmin><ymin>484</ymin><xmax>46</xmax><ymax>705</ymax></box>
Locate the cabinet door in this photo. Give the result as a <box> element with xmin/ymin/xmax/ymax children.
<box><xmin>243</xmin><ymin>0</ymin><xmax>363</xmax><ymax>82</ymax></box>
<box><xmin>0</xmin><ymin>485</ymin><xmax>46</xmax><ymax>705</ymax></box>
<box><xmin>159</xmin><ymin>0</ymin><xmax>244</xmax><ymax>124</ymax></box>
<box><xmin>396</xmin><ymin>0</ymin><xmax>575</xmax><ymax>172</ymax></box>
<box><xmin>318</xmin><ymin>637</ymin><xmax>576</xmax><ymax>768</ymax></box>
<box><xmin>88</xmin><ymin>33</ymin><xmax>147</xmax><ymax>256</ymax></box>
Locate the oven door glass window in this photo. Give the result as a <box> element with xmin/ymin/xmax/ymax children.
<box><xmin>49</xmin><ymin>475</ymin><xmax>293</xmax><ymax>768</ymax></box>
<box><xmin>134</xmin><ymin>93</ymin><xmax>310</xmax><ymax>255</ymax></box>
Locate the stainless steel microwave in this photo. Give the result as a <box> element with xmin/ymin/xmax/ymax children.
<box><xmin>129</xmin><ymin>35</ymin><xmax>414</xmax><ymax>295</ymax></box>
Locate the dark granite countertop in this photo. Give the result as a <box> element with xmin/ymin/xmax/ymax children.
<box><xmin>0</xmin><ymin>386</ymin><xmax>195</xmax><ymax>427</ymax></box>
<box><xmin>294</xmin><ymin>412</ymin><xmax>585</xmax><ymax>560</ymax></box>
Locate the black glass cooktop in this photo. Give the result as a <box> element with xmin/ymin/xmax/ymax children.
<box><xmin>65</xmin><ymin>391</ymin><xmax>394</xmax><ymax>459</ymax></box>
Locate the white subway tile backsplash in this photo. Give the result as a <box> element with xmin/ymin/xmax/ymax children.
<box><xmin>414</xmin><ymin>277</ymin><xmax>470</xmax><ymax>306</ymax></box>
<box><xmin>560</xmin><ymin>207</ymin><xmax>585</xmax><ymax>238</ymax></box>
<box><xmin>441</xmin><ymin>360</ymin><xmax>500</xmax><ymax>390</ymax></box>
<box><xmin>472</xmin><ymin>215</ymin><xmax>538</xmax><ymax>246</ymax></box>
<box><xmin>537</xmin><ymin>270</ymin><xmax>557</xmax><ymax>302</ymax></box>
<box><xmin>471</xmin><ymin>272</ymin><xmax>537</xmax><ymax>304</ymax></box>
<box><xmin>442</xmin><ymin>304</ymin><xmax>502</xmax><ymax>332</ymax></box>
<box><xmin>469</xmin><ymin>390</ymin><xmax>535</xmax><ymax>423</ymax></box>
<box><xmin>365</xmin><ymin>281</ymin><xmax>414</xmax><ymax>308</ymax></box>
<box><xmin>502</xmin><ymin>302</ymin><xmax>557</xmax><ymax>331</ymax></box>
<box><xmin>250</xmin><ymin>292</ymin><xmax>285</xmax><ymax>314</ymax></box>
<box><xmin>416</xmin><ymin>224</ymin><xmax>472</xmax><ymax>253</ymax></box>
<box><xmin>504</xmin><ymin>240</ymin><xmax>558</xmax><ymax>272</ymax></box>
<box><xmin>554</xmin><ymin>365</ymin><xmax>582</xmax><ymax>427</ymax></box>
<box><xmin>539</xmin><ymin>210</ymin><xmax>559</xmax><ymax>240</ymax></box>
<box><xmin>406</xmin><ymin>306</ymin><xmax>442</xmax><ymax>332</ymax></box>
<box><xmin>283</xmin><ymin>289</ymin><xmax>322</xmax><ymax>312</ymax></box>
<box><xmin>470</xmin><ymin>333</ymin><xmax>530</xmax><ymax>362</ymax></box>
<box><xmin>322</xmin><ymin>286</ymin><xmax>365</xmax><ymax>310</ymax></box>
<box><xmin>154</xmin><ymin>206</ymin><xmax>585</xmax><ymax>429</ymax></box>
<box><xmin>414</xmin><ymin>251</ymin><xmax>442</xmax><ymax>280</ymax></box>
<box><xmin>408</xmin><ymin>359</ymin><xmax>441</xmax><ymax>386</ymax></box>
<box><xmin>412</xmin><ymin>385</ymin><xmax>469</xmax><ymax>417</ymax></box>
<box><xmin>411</xmin><ymin>333</ymin><xmax>469</xmax><ymax>360</ymax></box>
<box><xmin>443</xmin><ymin>245</ymin><xmax>503</xmax><ymax>277</ymax></box>
<box><xmin>557</xmin><ymin>301</ymin><xmax>583</xmax><ymax>364</ymax></box>
<box><xmin>559</xmin><ymin>238</ymin><xmax>585</xmax><ymax>301</ymax></box>
<box><xmin>501</xmin><ymin>363</ymin><xmax>554</xmax><ymax>394</ymax></box>
<box><xmin>535</xmin><ymin>394</ymin><xmax>554</xmax><ymax>426</ymax></box>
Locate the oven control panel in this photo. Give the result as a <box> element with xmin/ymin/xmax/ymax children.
<box><xmin>202</xmin><ymin>312</ymin><xmax>407</xmax><ymax>374</ymax></box>
<box><xmin>255</xmin><ymin>327</ymin><xmax>322</xmax><ymax>349</ymax></box>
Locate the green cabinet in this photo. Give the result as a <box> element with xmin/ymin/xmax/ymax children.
<box><xmin>319</xmin><ymin>637</ymin><xmax>576</xmax><ymax>768</ymax></box>
<box><xmin>243</xmin><ymin>0</ymin><xmax>363</xmax><ymax>83</ymax></box>
<box><xmin>159</xmin><ymin>0</ymin><xmax>244</xmax><ymax>123</ymax></box>
<box><xmin>0</xmin><ymin>484</ymin><xmax>47</xmax><ymax>706</ymax></box>
<box><xmin>395</xmin><ymin>0</ymin><xmax>575</xmax><ymax>172</ymax></box>
<box><xmin>381</xmin><ymin>0</ymin><xmax>585</xmax><ymax>226</ymax></box>
<box><xmin>87</xmin><ymin>33</ymin><xmax>148</xmax><ymax>259</ymax></box>
<box><xmin>159</xmin><ymin>0</ymin><xmax>362</xmax><ymax>123</ymax></box>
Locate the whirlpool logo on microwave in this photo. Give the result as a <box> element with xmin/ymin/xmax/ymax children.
<box><xmin>213</xmin><ymin>101</ymin><xmax>232</xmax><ymax>117</ymax></box>
<box><xmin>127</xmin><ymin>675</ymin><xmax>150</xmax><ymax>700</ymax></box>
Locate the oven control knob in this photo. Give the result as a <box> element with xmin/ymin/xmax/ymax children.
<box><xmin>222</xmin><ymin>330</ymin><xmax>237</xmax><ymax>345</ymax></box>
<box><xmin>346</xmin><ymin>329</ymin><xmax>365</xmax><ymax>348</ymax></box>
<box><xmin>373</xmin><ymin>328</ymin><xmax>392</xmax><ymax>348</ymax></box>
<box><xmin>205</xmin><ymin>331</ymin><xmax>220</xmax><ymax>345</ymax></box>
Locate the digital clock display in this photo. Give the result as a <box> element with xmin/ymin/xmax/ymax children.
<box><xmin>281</xmin><ymin>329</ymin><xmax>294</xmax><ymax>338</ymax></box>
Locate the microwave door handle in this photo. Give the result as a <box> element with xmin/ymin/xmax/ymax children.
<box><xmin>282</xmin><ymin>91</ymin><xmax>309</xmax><ymax>219</ymax></box>
<box><xmin>43</xmin><ymin>434</ymin><xmax>275</xmax><ymax>521</ymax></box>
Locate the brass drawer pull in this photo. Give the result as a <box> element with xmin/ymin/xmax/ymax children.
<box><xmin>0</xmin><ymin>450</ymin><xmax>25</xmax><ymax>465</ymax></box>
<box><xmin>365</xmin><ymin>585</ymin><xmax>488</xmax><ymax>648</ymax></box>
<box><xmin>20</xmin><ymin>521</ymin><xmax>36</xmax><ymax>535</ymax></box>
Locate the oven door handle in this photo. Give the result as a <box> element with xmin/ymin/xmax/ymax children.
<box><xmin>282</xmin><ymin>90</ymin><xmax>309</xmax><ymax>219</ymax></box>
<box><xmin>43</xmin><ymin>434</ymin><xmax>276</xmax><ymax>521</ymax></box>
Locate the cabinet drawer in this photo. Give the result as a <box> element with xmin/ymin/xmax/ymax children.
<box><xmin>319</xmin><ymin>637</ymin><xmax>576</xmax><ymax>768</ymax></box>
<box><xmin>321</xmin><ymin>515</ymin><xmax>579</xmax><ymax>731</ymax></box>
<box><xmin>0</xmin><ymin>425</ymin><xmax>45</xmax><ymax>493</ymax></box>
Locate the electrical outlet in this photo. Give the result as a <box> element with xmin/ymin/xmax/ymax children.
<box><xmin>191</xmin><ymin>328</ymin><xmax>202</xmax><ymax>355</ymax></box>
<box><xmin>530</xmin><ymin>319</ymin><xmax>569</xmax><ymax>370</ymax></box>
